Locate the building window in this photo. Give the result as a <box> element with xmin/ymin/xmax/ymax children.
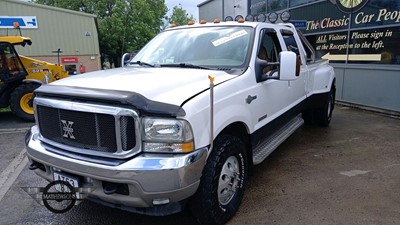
<box><xmin>348</xmin><ymin>27</ymin><xmax>400</xmax><ymax>64</ymax></box>
<box><xmin>268</xmin><ymin>0</ymin><xmax>288</xmax><ymax>12</ymax></box>
<box><xmin>289</xmin><ymin>0</ymin><xmax>400</xmax><ymax>65</ymax></box>
<box><xmin>250</xmin><ymin>0</ymin><xmax>290</xmax><ymax>15</ymax></box>
<box><xmin>250</xmin><ymin>0</ymin><xmax>267</xmax><ymax>15</ymax></box>
<box><xmin>64</xmin><ymin>64</ymin><xmax>77</xmax><ymax>75</ymax></box>
<box><xmin>289</xmin><ymin>0</ymin><xmax>319</xmax><ymax>8</ymax></box>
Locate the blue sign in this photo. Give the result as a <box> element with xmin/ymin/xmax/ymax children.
<box><xmin>0</xmin><ymin>16</ymin><xmax>38</xmax><ymax>29</ymax></box>
<box><xmin>290</xmin><ymin>20</ymin><xmax>307</xmax><ymax>29</ymax></box>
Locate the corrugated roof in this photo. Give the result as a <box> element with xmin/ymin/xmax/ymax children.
<box><xmin>1</xmin><ymin>0</ymin><xmax>100</xmax><ymax>56</ymax></box>
<box><xmin>197</xmin><ymin>0</ymin><xmax>215</xmax><ymax>7</ymax></box>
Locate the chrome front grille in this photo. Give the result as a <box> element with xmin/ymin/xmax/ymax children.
<box><xmin>34</xmin><ymin>97</ymin><xmax>140</xmax><ymax>159</ymax></box>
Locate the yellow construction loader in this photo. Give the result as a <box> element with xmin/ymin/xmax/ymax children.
<box><xmin>0</xmin><ymin>36</ymin><xmax>68</xmax><ymax>121</ymax></box>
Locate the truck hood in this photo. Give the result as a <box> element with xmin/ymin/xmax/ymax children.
<box><xmin>51</xmin><ymin>67</ymin><xmax>236</xmax><ymax>106</ymax></box>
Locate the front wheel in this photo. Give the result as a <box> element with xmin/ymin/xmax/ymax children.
<box><xmin>10</xmin><ymin>83</ymin><xmax>40</xmax><ymax>121</ymax></box>
<box><xmin>190</xmin><ymin>135</ymin><xmax>248</xmax><ymax>225</ymax></box>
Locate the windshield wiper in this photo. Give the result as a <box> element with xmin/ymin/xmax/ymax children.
<box><xmin>130</xmin><ymin>61</ymin><xmax>156</xmax><ymax>67</ymax></box>
<box><xmin>159</xmin><ymin>63</ymin><xmax>212</xmax><ymax>70</ymax></box>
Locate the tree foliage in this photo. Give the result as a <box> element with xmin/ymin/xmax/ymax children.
<box><xmin>33</xmin><ymin>0</ymin><xmax>167</xmax><ymax>67</ymax></box>
<box><xmin>167</xmin><ymin>4</ymin><xmax>195</xmax><ymax>26</ymax></box>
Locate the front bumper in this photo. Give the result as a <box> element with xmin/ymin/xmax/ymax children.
<box><xmin>25</xmin><ymin>126</ymin><xmax>207</xmax><ymax>212</ymax></box>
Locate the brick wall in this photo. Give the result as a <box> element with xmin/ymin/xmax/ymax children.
<box><xmin>27</xmin><ymin>55</ymin><xmax>101</xmax><ymax>74</ymax></box>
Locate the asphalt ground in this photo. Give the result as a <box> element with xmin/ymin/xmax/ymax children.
<box><xmin>0</xmin><ymin>106</ymin><xmax>399</xmax><ymax>225</ymax></box>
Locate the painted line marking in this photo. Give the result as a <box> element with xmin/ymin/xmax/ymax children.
<box><xmin>384</xmin><ymin>164</ymin><xmax>400</xmax><ymax>169</ymax></box>
<box><xmin>340</xmin><ymin>170</ymin><xmax>370</xmax><ymax>177</ymax></box>
<box><xmin>0</xmin><ymin>128</ymin><xmax>30</xmax><ymax>134</ymax></box>
<box><xmin>0</xmin><ymin>148</ymin><xmax>28</xmax><ymax>202</ymax></box>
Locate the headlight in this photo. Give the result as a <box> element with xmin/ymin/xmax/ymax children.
<box><xmin>142</xmin><ymin>117</ymin><xmax>194</xmax><ymax>153</ymax></box>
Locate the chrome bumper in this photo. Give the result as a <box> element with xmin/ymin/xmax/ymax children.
<box><xmin>26</xmin><ymin>126</ymin><xmax>207</xmax><ymax>209</ymax></box>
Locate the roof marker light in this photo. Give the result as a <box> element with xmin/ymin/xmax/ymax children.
<box><xmin>257</xmin><ymin>14</ymin><xmax>266</xmax><ymax>22</ymax></box>
<box><xmin>245</xmin><ymin>15</ymin><xmax>254</xmax><ymax>22</ymax></box>
<box><xmin>235</xmin><ymin>15</ymin><xmax>244</xmax><ymax>22</ymax></box>
<box><xmin>200</xmin><ymin>19</ymin><xmax>207</xmax><ymax>24</ymax></box>
<box><xmin>224</xmin><ymin>16</ymin><xmax>234</xmax><ymax>21</ymax></box>
<box><xmin>280</xmin><ymin>11</ymin><xmax>291</xmax><ymax>23</ymax></box>
<box><xmin>268</xmin><ymin>12</ymin><xmax>278</xmax><ymax>23</ymax></box>
<box><xmin>213</xmin><ymin>18</ymin><xmax>221</xmax><ymax>23</ymax></box>
<box><xmin>188</xmin><ymin>20</ymin><xmax>195</xmax><ymax>25</ymax></box>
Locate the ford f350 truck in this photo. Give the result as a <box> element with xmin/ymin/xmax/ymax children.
<box><xmin>25</xmin><ymin>20</ymin><xmax>335</xmax><ymax>224</ymax></box>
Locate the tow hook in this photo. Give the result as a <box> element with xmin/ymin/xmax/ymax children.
<box><xmin>28</xmin><ymin>161</ymin><xmax>46</xmax><ymax>171</ymax></box>
<box><xmin>28</xmin><ymin>162</ymin><xmax>40</xmax><ymax>170</ymax></box>
<box><xmin>103</xmin><ymin>183</ymin><xmax>118</xmax><ymax>195</ymax></box>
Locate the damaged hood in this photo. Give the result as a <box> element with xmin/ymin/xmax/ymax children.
<box><xmin>49</xmin><ymin>67</ymin><xmax>236</xmax><ymax>106</ymax></box>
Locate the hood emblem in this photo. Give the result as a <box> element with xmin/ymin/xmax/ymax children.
<box><xmin>61</xmin><ymin>120</ymin><xmax>75</xmax><ymax>139</ymax></box>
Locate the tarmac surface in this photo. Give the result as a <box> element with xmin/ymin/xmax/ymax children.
<box><xmin>0</xmin><ymin>106</ymin><xmax>399</xmax><ymax>225</ymax></box>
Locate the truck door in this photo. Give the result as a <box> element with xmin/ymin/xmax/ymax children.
<box><xmin>249</xmin><ymin>28</ymin><xmax>291</xmax><ymax>131</ymax></box>
<box><xmin>280</xmin><ymin>29</ymin><xmax>308</xmax><ymax>107</ymax></box>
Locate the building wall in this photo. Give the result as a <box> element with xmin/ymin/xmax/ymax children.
<box><xmin>199</xmin><ymin>0</ymin><xmax>223</xmax><ymax>21</ymax></box>
<box><xmin>0</xmin><ymin>0</ymin><xmax>101</xmax><ymax>73</ymax></box>
<box><xmin>198</xmin><ymin>0</ymin><xmax>249</xmax><ymax>21</ymax></box>
<box><xmin>334</xmin><ymin>64</ymin><xmax>400</xmax><ymax>112</ymax></box>
<box><xmin>224</xmin><ymin>0</ymin><xmax>248</xmax><ymax>19</ymax></box>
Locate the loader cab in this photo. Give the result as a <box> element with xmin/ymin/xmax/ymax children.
<box><xmin>0</xmin><ymin>42</ymin><xmax>28</xmax><ymax>84</ymax></box>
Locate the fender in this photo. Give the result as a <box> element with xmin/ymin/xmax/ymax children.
<box><xmin>189</xmin><ymin>105</ymin><xmax>252</xmax><ymax>152</ymax></box>
<box><xmin>186</xmin><ymin>92</ymin><xmax>253</xmax><ymax>150</ymax></box>
<box><xmin>309</xmin><ymin>64</ymin><xmax>335</xmax><ymax>95</ymax></box>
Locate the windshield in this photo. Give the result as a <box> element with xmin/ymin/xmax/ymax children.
<box><xmin>132</xmin><ymin>26</ymin><xmax>254</xmax><ymax>69</ymax></box>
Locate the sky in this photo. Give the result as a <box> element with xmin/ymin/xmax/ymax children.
<box><xmin>19</xmin><ymin>0</ymin><xmax>203</xmax><ymax>21</ymax></box>
<box><xmin>165</xmin><ymin>0</ymin><xmax>204</xmax><ymax>21</ymax></box>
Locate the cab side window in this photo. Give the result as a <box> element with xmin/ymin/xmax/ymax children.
<box><xmin>258</xmin><ymin>29</ymin><xmax>281</xmax><ymax>63</ymax></box>
<box><xmin>257</xmin><ymin>29</ymin><xmax>281</xmax><ymax>76</ymax></box>
<box><xmin>298</xmin><ymin>31</ymin><xmax>315</xmax><ymax>63</ymax></box>
<box><xmin>282</xmin><ymin>31</ymin><xmax>302</xmax><ymax>76</ymax></box>
<box><xmin>0</xmin><ymin>43</ymin><xmax>27</xmax><ymax>82</ymax></box>
<box><xmin>282</xmin><ymin>32</ymin><xmax>300</xmax><ymax>55</ymax></box>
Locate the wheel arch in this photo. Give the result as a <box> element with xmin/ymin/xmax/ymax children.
<box><xmin>214</xmin><ymin>121</ymin><xmax>253</xmax><ymax>172</ymax></box>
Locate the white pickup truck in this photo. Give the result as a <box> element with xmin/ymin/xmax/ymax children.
<box><xmin>26</xmin><ymin>20</ymin><xmax>335</xmax><ymax>224</ymax></box>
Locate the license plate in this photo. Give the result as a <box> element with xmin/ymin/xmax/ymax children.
<box><xmin>53</xmin><ymin>172</ymin><xmax>80</xmax><ymax>192</ymax></box>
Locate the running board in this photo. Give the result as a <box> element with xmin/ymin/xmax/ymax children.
<box><xmin>253</xmin><ymin>115</ymin><xmax>304</xmax><ymax>165</ymax></box>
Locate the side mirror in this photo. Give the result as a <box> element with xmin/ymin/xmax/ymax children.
<box><xmin>121</xmin><ymin>53</ymin><xmax>132</xmax><ymax>67</ymax></box>
<box><xmin>255</xmin><ymin>58</ymin><xmax>270</xmax><ymax>82</ymax></box>
<box><xmin>278</xmin><ymin>51</ymin><xmax>297</xmax><ymax>81</ymax></box>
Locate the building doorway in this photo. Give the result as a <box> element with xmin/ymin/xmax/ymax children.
<box><xmin>64</xmin><ymin>64</ymin><xmax>77</xmax><ymax>75</ymax></box>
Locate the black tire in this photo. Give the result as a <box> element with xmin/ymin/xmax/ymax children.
<box><xmin>301</xmin><ymin>109</ymin><xmax>314</xmax><ymax>125</ymax></box>
<box><xmin>10</xmin><ymin>83</ymin><xmax>40</xmax><ymax>121</ymax></box>
<box><xmin>315</xmin><ymin>88</ymin><xmax>335</xmax><ymax>127</ymax></box>
<box><xmin>190</xmin><ymin>135</ymin><xmax>248</xmax><ymax>225</ymax></box>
